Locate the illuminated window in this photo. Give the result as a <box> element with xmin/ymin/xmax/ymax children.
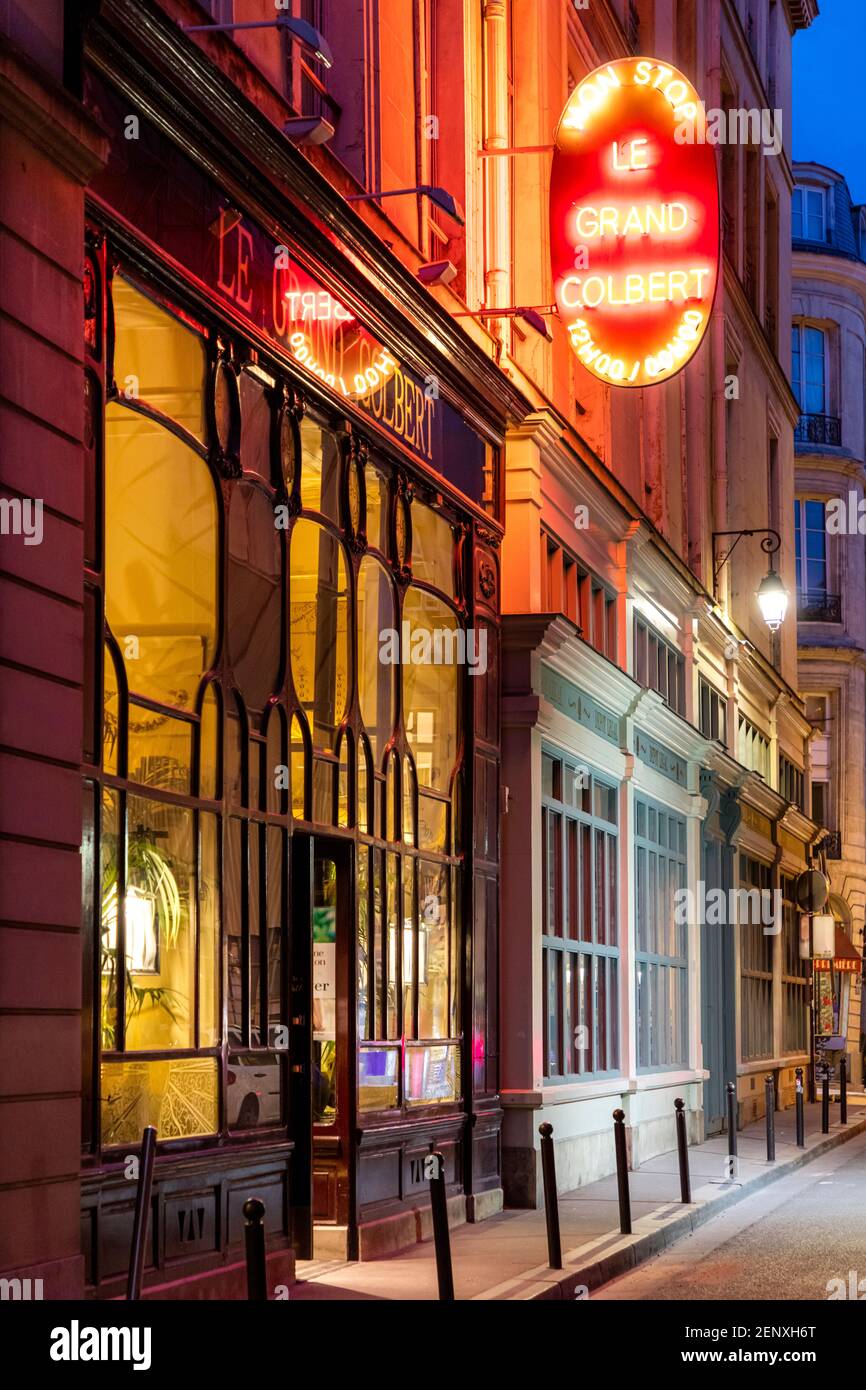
<box><xmin>105</xmin><ymin>405</ymin><xmax>217</xmax><ymax>714</ymax></box>
<box><xmin>88</xmin><ymin>249</ymin><xmax>471</xmax><ymax>1154</ymax></box>
<box><xmin>402</xmin><ymin>587</ymin><xmax>459</xmax><ymax>792</ymax></box>
<box><xmin>357</xmin><ymin>555</ymin><xmax>395</xmax><ymax>766</ymax></box>
<box><xmin>290</xmin><ymin>518</ymin><xmax>349</xmax><ymax>749</ymax></box>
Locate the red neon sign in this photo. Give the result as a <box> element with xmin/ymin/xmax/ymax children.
<box><xmin>550</xmin><ymin>57</ymin><xmax>719</xmax><ymax>387</ymax></box>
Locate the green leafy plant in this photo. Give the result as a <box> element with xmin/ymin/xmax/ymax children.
<box><xmin>101</xmin><ymin>828</ymin><xmax>186</xmax><ymax>1050</ymax></box>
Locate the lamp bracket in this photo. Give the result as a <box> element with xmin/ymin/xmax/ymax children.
<box><xmin>711</xmin><ymin>528</ymin><xmax>781</xmax><ymax>592</ymax></box>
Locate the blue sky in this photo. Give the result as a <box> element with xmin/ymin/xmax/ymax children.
<box><xmin>792</xmin><ymin>0</ymin><xmax>866</xmax><ymax>203</ymax></box>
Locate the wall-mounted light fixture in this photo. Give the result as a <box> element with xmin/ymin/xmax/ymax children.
<box><xmin>346</xmin><ymin>185</ymin><xmax>465</xmax><ymax>226</ymax></box>
<box><xmin>417</xmin><ymin>259</ymin><xmax>458</xmax><ymax>287</ymax></box>
<box><xmin>181</xmin><ymin>15</ymin><xmax>334</xmax><ymax>69</ymax></box>
<box><xmin>283</xmin><ymin>116</ymin><xmax>335</xmax><ymax>146</ymax></box>
<box><xmin>452</xmin><ymin>304</ymin><xmax>555</xmax><ymax>342</ymax></box>
<box><xmin>712</xmin><ymin>528</ymin><xmax>788</xmax><ymax>632</ymax></box>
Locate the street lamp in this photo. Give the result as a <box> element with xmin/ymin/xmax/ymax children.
<box><xmin>181</xmin><ymin>15</ymin><xmax>334</xmax><ymax>69</ymax></box>
<box><xmin>756</xmin><ymin>568</ymin><xmax>789</xmax><ymax>632</ymax></box>
<box><xmin>346</xmin><ymin>185</ymin><xmax>465</xmax><ymax>225</ymax></box>
<box><xmin>712</xmin><ymin>528</ymin><xmax>789</xmax><ymax>633</ymax></box>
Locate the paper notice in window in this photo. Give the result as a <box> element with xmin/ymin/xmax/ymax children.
<box><xmin>313</xmin><ymin>907</ymin><xmax>336</xmax><ymax>1041</ymax></box>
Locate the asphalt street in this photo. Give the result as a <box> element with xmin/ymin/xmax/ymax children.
<box><xmin>595</xmin><ymin>1129</ymin><xmax>866</xmax><ymax>1301</ymax></box>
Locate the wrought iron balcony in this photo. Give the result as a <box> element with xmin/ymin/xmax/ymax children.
<box><xmin>795</xmin><ymin>413</ymin><xmax>842</xmax><ymax>447</ymax></box>
<box><xmin>823</xmin><ymin>830</ymin><xmax>843</xmax><ymax>860</ymax></box>
<box><xmin>797</xmin><ymin>590</ymin><xmax>842</xmax><ymax>623</ymax></box>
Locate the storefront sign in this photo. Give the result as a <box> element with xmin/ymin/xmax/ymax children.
<box><xmin>550</xmin><ymin>57</ymin><xmax>719</xmax><ymax>387</ymax></box>
<box><xmin>86</xmin><ymin>71</ymin><xmax>489</xmax><ymax>503</ymax></box>
<box><xmin>541</xmin><ymin>665</ymin><xmax>620</xmax><ymax>745</ymax></box>
<box><xmin>634</xmin><ymin>730</ymin><xmax>687</xmax><ymax>787</ymax></box>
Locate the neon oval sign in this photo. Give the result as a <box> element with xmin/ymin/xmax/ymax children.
<box><xmin>550</xmin><ymin>57</ymin><xmax>720</xmax><ymax>388</ymax></box>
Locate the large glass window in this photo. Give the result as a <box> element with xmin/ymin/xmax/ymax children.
<box><xmin>86</xmin><ymin>248</ymin><xmax>473</xmax><ymax>1154</ymax></box>
<box><xmin>98</xmin><ymin>279</ymin><xmax>222</xmax><ymax>1146</ymax></box>
<box><xmin>635</xmin><ymin>797</ymin><xmax>688</xmax><ymax>1070</ymax></box>
<box><xmin>541</xmin><ymin>750</ymin><xmax>620</xmax><ymax>1080</ymax></box>
<box><xmin>781</xmin><ymin>874</ymin><xmax>809</xmax><ymax>1053</ymax></box>
<box><xmin>739</xmin><ymin>855</ymin><xmax>774</xmax><ymax>1061</ymax></box>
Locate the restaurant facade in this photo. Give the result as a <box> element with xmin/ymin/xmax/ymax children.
<box><xmin>0</xmin><ymin>0</ymin><xmax>529</xmax><ymax>1298</ymax></box>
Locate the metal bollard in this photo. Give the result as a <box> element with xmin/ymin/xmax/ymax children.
<box><xmin>612</xmin><ymin>1109</ymin><xmax>632</xmax><ymax>1235</ymax></box>
<box><xmin>821</xmin><ymin>1065</ymin><xmax>830</xmax><ymax>1134</ymax></box>
<box><xmin>795</xmin><ymin>1067</ymin><xmax>805</xmax><ymax>1147</ymax></box>
<box><xmin>726</xmin><ymin>1081</ymin><xmax>738</xmax><ymax>1158</ymax></box>
<box><xmin>243</xmin><ymin>1197</ymin><xmax>267</xmax><ymax>1300</ymax></box>
<box><xmin>538</xmin><ymin>1123</ymin><xmax>562</xmax><ymax>1269</ymax></box>
<box><xmin>674</xmin><ymin>1098</ymin><xmax>691</xmax><ymax>1204</ymax></box>
<box><xmin>427</xmin><ymin>1150</ymin><xmax>455</xmax><ymax>1301</ymax></box>
<box><xmin>764</xmin><ymin>1074</ymin><xmax>775</xmax><ymax>1162</ymax></box>
<box><xmin>127</xmin><ymin>1125</ymin><xmax>157</xmax><ymax>1301</ymax></box>
<box><xmin>840</xmin><ymin>1054</ymin><xmax>848</xmax><ymax>1125</ymax></box>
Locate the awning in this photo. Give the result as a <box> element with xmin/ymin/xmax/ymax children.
<box><xmin>814</xmin><ymin>924</ymin><xmax>862</xmax><ymax>973</ymax></box>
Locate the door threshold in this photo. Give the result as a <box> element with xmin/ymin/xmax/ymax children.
<box><xmin>313</xmin><ymin>1224</ymin><xmax>350</xmax><ymax>1261</ymax></box>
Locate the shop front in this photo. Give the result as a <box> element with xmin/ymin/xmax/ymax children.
<box><xmin>500</xmin><ymin>610</ymin><xmax>710</xmax><ymax>1202</ymax></box>
<box><xmin>78</xmin><ymin>15</ymin><xmax>519</xmax><ymax>1295</ymax></box>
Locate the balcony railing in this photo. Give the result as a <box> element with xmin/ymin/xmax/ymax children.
<box><xmin>823</xmin><ymin>830</ymin><xmax>843</xmax><ymax>860</ymax></box>
<box><xmin>795</xmin><ymin>413</ymin><xmax>842</xmax><ymax>447</ymax></box>
<box><xmin>797</xmin><ymin>590</ymin><xmax>842</xmax><ymax>623</ymax></box>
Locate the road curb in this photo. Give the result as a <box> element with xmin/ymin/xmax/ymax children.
<box><xmin>499</xmin><ymin>1113</ymin><xmax>866</xmax><ymax>1301</ymax></box>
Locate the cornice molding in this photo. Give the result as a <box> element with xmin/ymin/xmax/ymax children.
<box><xmin>784</xmin><ymin>0</ymin><xmax>821</xmax><ymax>31</ymax></box>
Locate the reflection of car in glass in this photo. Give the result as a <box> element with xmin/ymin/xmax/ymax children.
<box><xmin>227</xmin><ymin>1042</ymin><xmax>281</xmax><ymax>1129</ymax></box>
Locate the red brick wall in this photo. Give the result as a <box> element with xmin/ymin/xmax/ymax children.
<box><xmin>0</xmin><ymin>28</ymin><xmax>106</xmax><ymax>1295</ymax></box>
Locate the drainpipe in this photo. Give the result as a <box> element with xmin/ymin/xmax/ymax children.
<box><xmin>706</xmin><ymin>1</ymin><xmax>728</xmax><ymax>611</ymax></box>
<box><xmin>481</xmin><ymin>0</ymin><xmax>510</xmax><ymax>343</ymax></box>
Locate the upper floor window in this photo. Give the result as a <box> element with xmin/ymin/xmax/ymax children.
<box><xmin>541</xmin><ymin>531</ymin><xmax>617</xmax><ymax>663</ymax></box>
<box><xmin>698</xmin><ymin>677</ymin><xmax>727</xmax><ymax>745</ymax></box>
<box><xmin>634</xmin><ymin>616</ymin><xmax>685</xmax><ymax>717</ymax></box>
<box><xmin>778</xmin><ymin>753</ymin><xmax>805</xmax><ymax>811</ymax></box>
<box><xmin>793</xmin><ymin>185</ymin><xmax>826</xmax><ymax>242</ymax></box>
<box><xmin>737</xmin><ymin>714</ymin><xmax>770</xmax><ymax>781</ymax></box>
<box><xmin>791</xmin><ymin>324</ymin><xmax>826</xmax><ymax>415</ymax></box>
<box><xmin>794</xmin><ymin>499</ymin><xmax>828</xmax><ymax>597</ymax></box>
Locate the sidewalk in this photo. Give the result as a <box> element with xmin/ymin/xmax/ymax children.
<box><xmin>290</xmin><ymin>1097</ymin><xmax>866</xmax><ymax>1301</ymax></box>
